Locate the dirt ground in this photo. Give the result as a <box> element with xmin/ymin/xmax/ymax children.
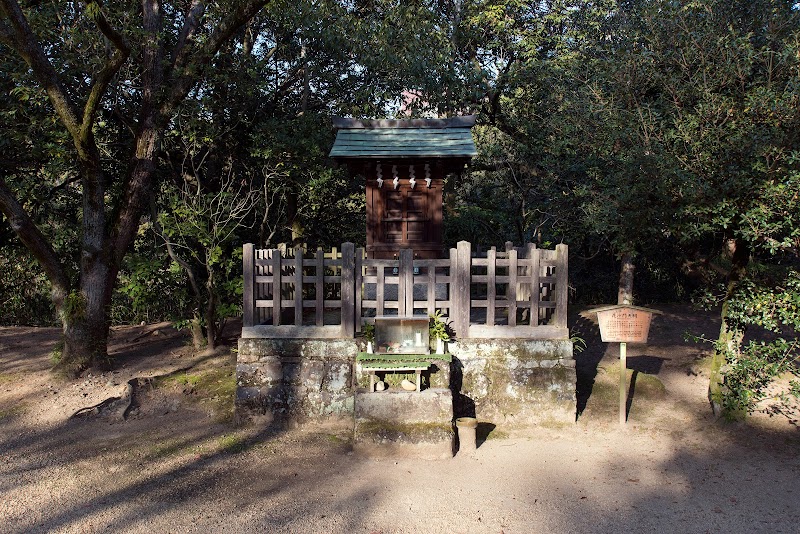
<box><xmin>1</xmin><ymin>306</ymin><xmax>798</xmax><ymax>534</ymax></box>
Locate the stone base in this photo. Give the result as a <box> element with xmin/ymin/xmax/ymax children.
<box><xmin>235</xmin><ymin>336</ymin><xmax>576</xmax><ymax>434</ymax></box>
<box><xmin>354</xmin><ymin>388</ymin><xmax>454</xmax><ymax>459</ymax></box>
<box><xmin>449</xmin><ymin>339</ymin><xmax>576</xmax><ymax>427</ymax></box>
<box><xmin>236</xmin><ymin>338</ymin><xmax>358</xmax><ymax>426</ymax></box>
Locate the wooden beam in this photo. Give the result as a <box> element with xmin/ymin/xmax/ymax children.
<box><xmin>556</xmin><ymin>244</ymin><xmax>569</xmax><ymax>328</ymax></box>
<box><xmin>399</xmin><ymin>248</ymin><xmax>413</xmax><ymax>316</ymax></box>
<box><xmin>243</xmin><ymin>243</ymin><xmax>255</xmax><ymax>327</ymax></box>
<box><xmin>315</xmin><ymin>248</ymin><xmax>324</xmax><ymax>326</ymax></box>
<box><xmin>341</xmin><ymin>242</ymin><xmax>355</xmax><ymax>337</ymax></box>
<box><xmin>455</xmin><ymin>241</ymin><xmax>471</xmax><ymax>338</ymax></box>
<box><xmin>294</xmin><ymin>247</ymin><xmax>303</xmax><ymax>326</ymax></box>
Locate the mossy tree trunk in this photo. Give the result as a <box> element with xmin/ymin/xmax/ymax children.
<box><xmin>708</xmin><ymin>237</ymin><xmax>750</xmax><ymax>417</ymax></box>
<box><xmin>617</xmin><ymin>251</ymin><xmax>635</xmax><ymax>305</ymax></box>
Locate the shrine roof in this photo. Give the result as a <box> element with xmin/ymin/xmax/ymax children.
<box><xmin>329</xmin><ymin>115</ymin><xmax>477</xmax><ymax>159</ymax></box>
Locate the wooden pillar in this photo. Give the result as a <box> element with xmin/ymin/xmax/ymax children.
<box><xmin>555</xmin><ymin>243</ymin><xmax>569</xmax><ymax>328</ymax></box>
<box><xmin>399</xmin><ymin>248</ymin><xmax>413</xmax><ymax>316</ymax></box>
<box><xmin>294</xmin><ymin>247</ymin><xmax>303</xmax><ymax>326</ymax></box>
<box><xmin>508</xmin><ymin>248</ymin><xmax>518</xmax><ymax>327</ymax></box>
<box><xmin>528</xmin><ymin>243</ymin><xmax>540</xmax><ymax>327</ymax></box>
<box><xmin>272</xmin><ymin>249</ymin><xmax>282</xmax><ymax>326</ymax></box>
<box><xmin>487</xmin><ymin>247</ymin><xmax>496</xmax><ymax>326</ymax></box>
<box><xmin>341</xmin><ymin>242</ymin><xmax>356</xmax><ymax>337</ymax></box>
<box><xmin>315</xmin><ymin>248</ymin><xmax>324</xmax><ymax>326</ymax></box>
<box><xmin>454</xmin><ymin>241</ymin><xmax>471</xmax><ymax>338</ymax></box>
<box><xmin>355</xmin><ymin>247</ymin><xmax>364</xmax><ymax>330</ymax></box>
<box><xmin>620</xmin><ymin>342</ymin><xmax>627</xmax><ymax>425</ymax></box>
<box><xmin>243</xmin><ymin>243</ymin><xmax>255</xmax><ymax>327</ymax></box>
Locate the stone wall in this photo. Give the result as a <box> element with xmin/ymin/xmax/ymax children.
<box><xmin>236</xmin><ymin>337</ymin><xmax>576</xmax><ymax>429</ymax></box>
<box><xmin>448</xmin><ymin>339</ymin><xmax>576</xmax><ymax>427</ymax></box>
<box><xmin>236</xmin><ymin>338</ymin><xmax>359</xmax><ymax>426</ymax></box>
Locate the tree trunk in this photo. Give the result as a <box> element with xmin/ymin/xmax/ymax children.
<box><xmin>617</xmin><ymin>252</ymin><xmax>635</xmax><ymax>305</ymax></box>
<box><xmin>59</xmin><ymin>295</ymin><xmax>110</xmax><ymax>374</ymax></box>
<box><xmin>708</xmin><ymin>237</ymin><xmax>750</xmax><ymax>417</ymax></box>
<box><xmin>286</xmin><ymin>190</ymin><xmax>304</xmax><ymax>245</ymax></box>
<box><xmin>204</xmin><ymin>260</ymin><xmax>218</xmax><ymax>351</ymax></box>
<box><xmin>189</xmin><ymin>315</ymin><xmax>205</xmax><ymax>350</ymax></box>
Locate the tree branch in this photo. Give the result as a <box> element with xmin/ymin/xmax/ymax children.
<box><xmin>0</xmin><ymin>17</ymin><xmax>13</xmax><ymax>46</ymax></box>
<box><xmin>171</xmin><ymin>0</ymin><xmax>206</xmax><ymax>70</ymax></box>
<box><xmin>80</xmin><ymin>1</ymin><xmax>131</xmax><ymax>141</ymax></box>
<box><xmin>0</xmin><ymin>178</ymin><xmax>71</xmax><ymax>303</ymax></box>
<box><xmin>0</xmin><ymin>0</ymin><xmax>82</xmax><ymax>137</ymax></box>
<box><xmin>161</xmin><ymin>0</ymin><xmax>269</xmax><ymax>117</ymax></box>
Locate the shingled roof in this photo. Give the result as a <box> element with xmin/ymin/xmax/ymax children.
<box><xmin>329</xmin><ymin>115</ymin><xmax>477</xmax><ymax>159</ymax></box>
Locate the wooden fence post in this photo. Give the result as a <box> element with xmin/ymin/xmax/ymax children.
<box><xmin>508</xmin><ymin>248</ymin><xmax>518</xmax><ymax>327</ymax></box>
<box><xmin>454</xmin><ymin>241</ymin><xmax>471</xmax><ymax>338</ymax></box>
<box><xmin>272</xmin><ymin>248</ymin><xmax>282</xmax><ymax>326</ymax></box>
<box><xmin>294</xmin><ymin>247</ymin><xmax>303</xmax><ymax>326</ymax></box>
<box><xmin>399</xmin><ymin>248</ymin><xmax>413</xmax><ymax>316</ymax></box>
<box><xmin>341</xmin><ymin>242</ymin><xmax>355</xmax><ymax>337</ymax></box>
<box><xmin>555</xmin><ymin>243</ymin><xmax>569</xmax><ymax>328</ymax></box>
<box><xmin>528</xmin><ymin>243</ymin><xmax>540</xmax><ymax>327</ymax></box>
<box><xmin>315</xmin><ymin>248</ymin><xmax>324</xmax><ymax>326</ymax></box>
<box><xmin>355</xmin><ymin>247</ymin><xmax>364</xmax><ymax>330</ymax></box>
<box><xmin>243</xmin><ymin>243</ymin><xmax>255</xmax><ymax>327</ymax></box>
<box><xmin>487</xmin><ymin>247</ymin><xmax>496</xmax><ymax>326</ymax></box>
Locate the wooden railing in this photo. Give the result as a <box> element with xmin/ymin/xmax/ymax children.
<box><xmin>242</xmin><ymin>241</ymin><xmax>568</xmax><ymax>340</ymax></box>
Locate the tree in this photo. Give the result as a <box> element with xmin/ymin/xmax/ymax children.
<box><xmin>0</xmin><ymin>0</ymin><xmax>269</xmax><ymax>373</ymax></box>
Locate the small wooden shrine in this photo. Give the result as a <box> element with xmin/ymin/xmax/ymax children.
<box><xmin>329</xmin><ymin>115</ymin><xmax>477</xmax><ymax>259</ymax></box>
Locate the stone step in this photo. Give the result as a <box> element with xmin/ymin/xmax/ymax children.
<box><xmin>353</xmin><ymin>388</ymin><xmax>454</xmax><ymax>459</ymax></box>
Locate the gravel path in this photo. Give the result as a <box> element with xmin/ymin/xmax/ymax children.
<box><xmin>1</xmin><ymin>310</ymin><xmax>798</xmax><ymax>533</ymax></box>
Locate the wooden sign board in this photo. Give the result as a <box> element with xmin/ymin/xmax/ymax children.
<box><xmin>593</xmin><ymin>305</ymin><xmax>660</xmax><ymax>343</ymax></box>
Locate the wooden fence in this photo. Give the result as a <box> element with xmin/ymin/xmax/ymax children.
<box><xmin>242</xmin><ymin>241</ymin><xmax>568</xmax><ymax>340</ymax></box>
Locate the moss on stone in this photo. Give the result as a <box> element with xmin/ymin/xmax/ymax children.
<box><xmin>356</xmin><ymin>420</ymin><xmax>454</xmax><ymax>444</ymax></box>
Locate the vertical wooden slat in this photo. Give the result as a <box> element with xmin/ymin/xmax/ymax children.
<box><xmin>455</xmin><ymin>241</ymin><xmax>471</xmax><ymax>338</ymax></box>
<box><xmin>355</xmin><ymin>247</ymin><xmax>364</xmax><ymax>329</ymax></box>
<box><xmin>555</xmin><ymin>243</ymin><xmax>569</xmax><ymax>328</ymax></box>
<box><xmin>243</xmin><ymin>244</ymin><xmax>255</xmax><ymax>327</ymax></box>
<box><xmin>399</xmin><ymin>248</ymin><xmax>413</xmax><ymax>316</ymax></box>
<box><xmin>528</xmin><ymin>243</ymin><xmax>540</xmax><ymax>327</ymax></box>
<box><xmin>260</xmin><ymin>249</ymin><xmax>268</xmax><ymax>325</ymax></box>
<box><xmin>426</xmin><ymin>263</ymin><xmax>435</xmax><ymax>316</ymax></box>
<box><xmin>377</xmin><ymin>263</ymin><xmax>385</xmax><ymax>316</ymax></box>
<box><xmin>294</xmin><ymin>247</ymin><xmax>303</xmax><ymax>326</ymax></box>
<box><xmin>272</xmin><ymin>249</ymin><xmax>282</xmax><ymax>326</ymax></box>
<box><xmin>487</xmin><ymin>247</ymin><xmax>496</xmax><ymax>326</ymax></box>
<box><xmin>341</xmin><ymin>242</ymin><xmax>355</xmax><ymax>337</ymax></box>
<box><xmin>508</xmin><ymin>248</ymin><xmax>517</xmax><ymax>327</ymax></box>
<box><xmin>448</xmin><ymin>248</ymin><xmax>457</xmax><ymax>319</ymax></box>
<box><xmin>315</xmin><ymin>248</ymin><xmax>324</xmax><ymax>326</ymax></box>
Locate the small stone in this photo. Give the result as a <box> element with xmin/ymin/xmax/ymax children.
<box><xmin>401</xmin><ymin>379</ymin><xmax>417</xmax><ymax>391</ymax></box>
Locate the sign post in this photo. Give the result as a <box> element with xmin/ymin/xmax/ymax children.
<box><xmin>591</xmin><ymin>305</ymin><xmax>662</xmax><ymax>425</ymax></box>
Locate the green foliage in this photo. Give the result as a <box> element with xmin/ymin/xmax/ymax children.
<box><xmin>362</xmin><ymin>323</ymin><xmax>375</xmax><ymax>343</ymax></box>
<box><xmin>50</xmin><ymin>340</ymin><xmax>64</xmax><ymax>365</ymax></box>
<box><xmin>695</xmin><ymin>269</ymin><xmax>800</xmax><ymax>417</ymax></box>
<box><xmin>0</xmin><ymin>246</ymin><xmax>55</xmax><ymax>326</ymax></box>
<box><xmin>112</xmin><ymin>254</ymin><xmax>188</xmax><ymax>324</ymax></box>
<box><xmin>714</xmin><ymin>338</ymin><xmax>799</xmax><ymax>419</ymax></box>
<box><xmin>61</xmin><ymin>291</ymin><xmax>86</xmax><ymax>321</ymax></box>
<box><xmin>429</xmin><ymin>311</ymin><xmax>451</xmax><ymax>342</ymax></box>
